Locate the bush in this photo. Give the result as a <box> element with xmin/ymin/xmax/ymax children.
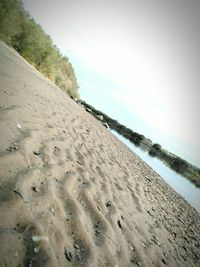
<box><xmin>170</xmin><ymin>157</ymin><xmax>189</xmax><ymax>174</ymax></box>
<box><xmin>152</xmin><ymin>143</ymin><xmax>161</xmax><ymax>151</ymax></box>
<box><xmin>149</xmin><ymin>143</ymin><xmax>162</xmax><ymax>157</ymax></box>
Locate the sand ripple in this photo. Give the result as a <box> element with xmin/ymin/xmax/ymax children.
<box><xmin>0</xmin><ymin>41</ymin><xmax>200</xmax><ymax>267</ymax></box>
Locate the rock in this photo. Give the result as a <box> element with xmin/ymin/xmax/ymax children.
<box><xmin>34</xmin><ymin>247</ymin><xmax>39</xmax><ymax>253</ymax></box>
<box><xmin>7</xmin><ymin>145</ymin><xmax>18</xmax><ymax>152</ymax></box>
<box><xmin>103</xmin><ymin>122</ymin><xmax>109</xmax><ymax>129</ymax></box>
<box><xmin>32</xmin><ymin>186</ymin><xmax>39</xmax><ymax>193</ymax></box>
<box><xmin>96</xmin><ymin>115</ymin><xmax>103</xmax><ymax>121</ymax></box>
<box><xmin>105</xmin><ymin>200</ymin><xmax>112</xmax><ymax>207</ymax></box>
<box><xmin>32</xmin><ymin>236</ymin><xmax>43</xmax><ymax>242</ymax></box>
<box><xmin>86</xmin><ymin>108</ymin><xmax>92</xmax><ymax>113</ymax></box>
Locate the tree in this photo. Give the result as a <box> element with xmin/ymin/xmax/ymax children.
<box><xmin>0</xmin><ymin>0</ymin><xmax>24</xmax><ymax>45</ymax></box>
<box><xmin>0</xmin><ymin>0</ymin><xmax>79</xmax><ymax>98</ymax></box>
<box><xmin>170</xmin><ymin>157</ymin><xmax>188</xmax><ymax>174</ymax></box>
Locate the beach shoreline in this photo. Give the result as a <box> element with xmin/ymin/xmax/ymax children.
<box><xmin>0</xmin><ymin>41</ymin><xmax>200</xmax><ymax>267</ymax></box>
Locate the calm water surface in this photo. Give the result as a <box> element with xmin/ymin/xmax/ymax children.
<box><xmin>111</xmin><ymin>130</ymin><xmax>200</xmax><ymax>213</ymax></box>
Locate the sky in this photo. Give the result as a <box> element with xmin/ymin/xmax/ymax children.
<box><xmin>23</xmin><ymin>0</ymin><xmax>200</xmax><ymax>166</ymax></box>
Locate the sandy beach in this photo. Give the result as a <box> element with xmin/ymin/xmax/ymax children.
<box><xmin>0</xmin><ymin>41</ymin><xmax>200</xmax><ymax>267</ymax></box>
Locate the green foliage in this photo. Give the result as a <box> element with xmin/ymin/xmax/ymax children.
<box><xmin>0</xmin><ymin>0</ymin><xmax>79</xmax><ymax>99</ymax></box>
<box><xmin>149</xmin><ymin>143</ymin><xmax>162</xmax><ymax>156</ymax></box>
<box><xmin>148</xmin><ymin>149</ymin><xmax>156</xmax><ymax>157</ymax></box>
<box><xmin>152</xmin><ymin>143</ymin><xmax>161</xmax><ymax>151</ymax></box>
<box><xmin>170</xmin><ymin>157</ymin><xmax>189</xmax><ymax>174</ymax></box>
<box><xmin>0</xmin><ymin>0</ymin><xmax>24</xmax><ymax>44</ymax></box>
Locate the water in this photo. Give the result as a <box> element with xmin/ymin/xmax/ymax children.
<box><xmin>111</xmin><ymin>130</ymin><xmax>200</xmax><ymax>213</ymax></box>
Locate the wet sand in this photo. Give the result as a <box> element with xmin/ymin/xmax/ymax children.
<box><xmin>0</xmin><ymin>41</ymin><xmax>200</xmax><ymax>267</ymax></box>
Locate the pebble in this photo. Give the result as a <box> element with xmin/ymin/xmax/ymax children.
<box><xmin>7</xmin><ymin>145</ymin><xmax>18</xmax><ymax>152</ymax></box>
<box><xmin>32</xmin><ymin>235</ymin><xmax>42</xmax><ymax>242</ymax></box>
<box><xmin>105</xmin><ymin>200</ymin><xmax>112</xmax><ymax>207</ymax></box>
<box><xmin>32</xmin><ymin>186</ymin><xmax>39</xmax><ymax>193</ymax></box>
<box><xmin>34</xmin><ymin>247</ymin><xmax>39</xmax><ymax>253</ymax></box>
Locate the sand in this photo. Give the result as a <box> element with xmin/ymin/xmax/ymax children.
<box><xmin>0</xmin><ymin>41</ymin><xmax>200</xmax><ymax>267</ymax></box>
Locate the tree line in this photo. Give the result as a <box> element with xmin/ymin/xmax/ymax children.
<box><xmin>79</xmin><ymin>100</ymin><xmax>200</xmax><ymax>188</ymax></box>
<box><xmin>0</xmin><ymin>0</ymin><xmax>79</xmax><ymax>99</ymax></box>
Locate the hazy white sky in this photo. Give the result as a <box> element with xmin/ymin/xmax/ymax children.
<box><xmin>23</xmin><ymin>0</ymin><xmax>200</xmax><ymax>166</ymax></box>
